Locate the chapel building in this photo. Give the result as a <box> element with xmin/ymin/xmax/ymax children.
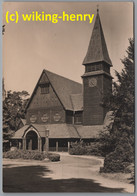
<box><xmin>12</xmin><ymin>10</ymin><xmax>113</xmax><ymax>152</ymax></box>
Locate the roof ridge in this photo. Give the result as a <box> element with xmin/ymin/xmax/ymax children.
<box><xmin>99</xmin><ymin>15</ymin><xmax>104</xmax><ymax>62</ymax></box>
<box><xmin>99</xmin><ymin>16</ymin><xmax>112</xmax><ymax>65</ymax></box>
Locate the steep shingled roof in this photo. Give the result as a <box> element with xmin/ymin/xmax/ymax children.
<box><xmin>26</xmin><ymin>69</ymin><xmax>83</xmax><ymax>111</ymax></box>
<box><xmin>45</xmin><ymin>70</ymin><xmax>83</xmax><ymax>110</ymax></box>
<box><xmin>83</xmin><ymin>11</ymin><xmax>112</xmax><ymax>66</ymax></box>
<box><xmin>75</xmin><ymin>125</ymin><xmax>103</xmax><ymax>139</ymax></box>
<box><xmin>70</xmin><ymin>94</ymin><xmax>83</xmax><ymax>111</ymax></box>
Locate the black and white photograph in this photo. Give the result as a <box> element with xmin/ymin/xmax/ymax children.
<box><xmin>2</xmin><ymin>1</ymin><xmax>134</xmax><ymax>193</ymax></box>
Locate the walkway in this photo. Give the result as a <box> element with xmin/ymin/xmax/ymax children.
<box><xmin>3</xmin><ymin>153</ymin><xmax>134</xmax><ymax>192</ymax></box>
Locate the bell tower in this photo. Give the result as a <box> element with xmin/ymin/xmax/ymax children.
<box><xmin>82</xmin><ymin>9</ymin><xmax>113</xmax><ymax>125</ymax></box>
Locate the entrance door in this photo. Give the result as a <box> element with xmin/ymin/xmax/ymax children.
<box><xmin>26</xmin><ymin>131</ymin><xmax>38</xmax><ymax>150</ymax></box>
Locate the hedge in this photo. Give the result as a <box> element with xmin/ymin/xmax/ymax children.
<box><xmin>69</xmin><ymin>141</ymin><xmax>102</xmax><ymax>156</ymax></box>
<box><xmin>3</xmin><ymin>149</ymin><xmax>60</xmax><ymax>162</ymax></box>
<box><xmin>48</xmin><ymin>153</ymin><xmax>60</xmax><ymax>162</ymax></box>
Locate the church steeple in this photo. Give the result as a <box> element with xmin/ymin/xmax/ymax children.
<box><xmin>83</xmin><ymin>9</ymin><xmax>112</xmax><ymax>66</ymax></box>
<box><xmin>82</xmin><ymin>9</ymin><xmax>113</xmax><ymax>126</ymax></box>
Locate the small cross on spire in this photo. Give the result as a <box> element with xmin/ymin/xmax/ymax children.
<box><xmin>97</xmin><ymin>5</ymin><xmax>99</xmax><ymax>13</ymax></box>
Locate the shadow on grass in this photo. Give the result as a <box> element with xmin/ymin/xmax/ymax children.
<box><xmin>3</xmin><ymin>165</ymin><xmax>124</xmax><ymax>193</ymax></box>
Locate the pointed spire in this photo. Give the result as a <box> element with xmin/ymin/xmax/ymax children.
<box><xmin>83</xmin><ymin>9</ymin><xmax>112</xmax><ymax>66</ymax></box>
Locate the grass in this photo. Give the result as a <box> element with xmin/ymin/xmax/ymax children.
<box><xmin>100</xmin><ymin>172</ymin><xmax>132</xmax><ymax>184</ymax></box>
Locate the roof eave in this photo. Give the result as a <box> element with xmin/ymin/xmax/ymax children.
<box><xmin>82</xmin><ymin>59</ymin><xmax>112</xmax><ymax>67</ymax></box>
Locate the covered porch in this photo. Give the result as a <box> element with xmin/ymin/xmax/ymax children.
<box><xmin>10</xmin><ymin>138</ymin><xmax>77</xmax><ymax>153</ymax></box>
<box><xmin>11</xmin><ymin>123</ymin><xmax>80</xmax><ymax>152</ymax></box>
<box><xmin>10</xmin><ymin>125</ymin><xmax>49</xmax><ymax>152</ymax></box>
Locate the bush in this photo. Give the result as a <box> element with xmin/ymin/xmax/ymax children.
<box><xmin>3</xmin><ymin>150</ymin><xmax>46</xmax><ymax>160</ymax></box>
<box><xmin>69</xmin><ymin>141</ymin><xmax>101</xmax><ymax>156</ymax></box>
<box><xmin>3</xmin><ymin>142</ymin><xmax>10</xmax><ymax>152</ymax></box>
<box><xmin>48</xmin><ymin>153</ymin><xmax>60</xmax><ymax>162</ymax></box>
<box><xmin>69</xmin><ymin>141</ymin><xmax>87</xmax><ymax>155</ymax></box>
<box><xmin>86</xmin><ymin>143</ymin><xmax>102</xmax><ymax>156</ymax></box>
<box><xmin>100</xmin><ymin>137</ymin><xmax>134</xmax><ymax>173</ymax></box>
<box><xmin>3</xmin><ymin>150</ymin><xmax>60</xmax><ymax>162</ymax></box>
<box><xmin>3</xmin><ymin>149</ymin><xmax>22</xmax><ymax>159</ymax></box>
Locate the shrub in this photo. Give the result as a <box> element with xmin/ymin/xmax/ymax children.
<box><xmin>69</xmin><ymin>141</ymin><xmax>101</xmax><ymax>156</ymax></box>
<box><xmin>3</xmin><ymin>150</ymin><xmax>60</xmax><ymax>162</ymax></box>
<box><xmin>86</xmin><ymin>143</ymin><xmax>102</xmax><ymax>156</ymax></box>
<box><xmin>3</xmin><ymin>142</ymin><xmax>10</xmax><ymax>152</ymax></box>
<box><xmin>48</xmin><ymin>153</ymin><xmax>60</xmax><ymax>162</ymax></box>
<box><xmin>22</xmin><ymin>150</ymin><xmax>45</xmax><ymax>160</ymax></box>
<box><xmin>3</xmin><ymin>150</ymin><xmax>45</xmax><ymax>160</ymax></box>
<box><xmin>69</xmin><ymin>141</ymin><xmax>87</xmax><ymax>155</ymax></box>
<box><xmin>100</xmin><ymin>137</ymin><xmax>134</xmax><ymax>173</ymax></box>
<box><xmin>3</xmin><ymin>149</ymin><xmax>22</xmax><ymax>159</ymax></box>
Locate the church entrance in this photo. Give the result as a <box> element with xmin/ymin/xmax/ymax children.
<box><xmin>26</xmin><ymin>131</ymin><xmax>38</xmax><ymax>150</ymax></box>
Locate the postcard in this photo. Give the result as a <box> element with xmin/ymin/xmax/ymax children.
<box><xmin>2</xmin><ymin>1</ymin><xmax>134</xmax><ymax>193</ymax></box>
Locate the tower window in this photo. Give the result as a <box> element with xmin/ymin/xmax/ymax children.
<box><xmin>40</xmin><ymin>83</ymin><xmax>49</xmax><ymax>94</ymax></box>
<box><xmin>91</xmin><ymin>65</ymin><xmax>96</xmax><ymax>71</ymax></box>
<box><xmin>96</xmin><ymin>64</ymin><xmax>101</xmax><ymax>70</ymax></box>
<box><xmin>103</xmin><ymin>64</ymin><xmax>110</xmax><ymax>73</ymax></box>
<box><xmin>86</xmin><ymin>66</ymin><xmax>91</xmax><ymax>72</ymax></box>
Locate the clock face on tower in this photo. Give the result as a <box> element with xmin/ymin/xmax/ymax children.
<box><xmin>88</xmin><ymin>77</ymin><xmax>97</xmax><ymax>87</ymax></box>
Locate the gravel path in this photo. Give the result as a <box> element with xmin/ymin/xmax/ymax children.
<box><xmin>3</xmin><ymin>154</ymin><xmax>134</xmax><ymax>193</ymax></box>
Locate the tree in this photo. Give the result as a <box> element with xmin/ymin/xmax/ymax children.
<box><xmin>100</xmin><ymin>38</ymin><xmax>134</xmax><ymax>172</ymax></box>
<box><xmin>3</xmin><ymin>90</ymin><xmax>30</xmax><ymax>150</ymax></box>
<box><xmin>2</xmin><ymin>25</ymin><xmax>5</xmax><ymax>35</ymax></box>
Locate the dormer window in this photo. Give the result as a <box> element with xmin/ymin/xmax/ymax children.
<box><xmin>74</xmin><ymin>112</ymin><xmax>82</xmax><ymax>124</ymax></box>
<box><xmin>40</xmin><ymin>83</ymin><xmax>49</xmax><ymax>94</ymax></box>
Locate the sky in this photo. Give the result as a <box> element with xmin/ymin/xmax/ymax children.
<box><xmin>3</xmin><ymin>2</ymin><xmax>133</xmax><ymax>95</ymax></box>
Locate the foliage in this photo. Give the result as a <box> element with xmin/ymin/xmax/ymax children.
<box><xmin>86</xmin><ymin>142</ymin><xmax>102</xmax><ymax>156</ymax></box>
<box><xmin>2</xmin><ymin>25</ymin><xmax>5</xmax><ymax>35</ymax></box>
<box><xmin>69</xmin><ymin>141</ymin><xmax>101</xmax><ymax>156</ymax></box>
<box><xmin>48</xmin><ymin>153</ymin><xmax>60</xmax><ymax>162</ymax></box>
<box><xmin>125</xmin><ymin>163</ymin><xmax>135</xmax><ymax>184</ymax></box>
<box><xmin>100</xmin><ymin>137</ymin><xmax>134</xmax><ymax>173</ymax></box>
<box><xmin>69</xmin><ymin>141</ymin><xmax>87</xmax><ymax>155</ymax></box>
<box><xmin>3</xmin><ymin>149</ymin><xmax>60</xmax><ymax>162</ymax></box>
<box><xmin>3</xmin><ymin>150</ymin><xmax>45</xmax><ymax>160</ymax></box>
<box><xmin>100</xmin><ymin>38</ymin><xmax>134</xmax><ymax>173</ymax></box>
<box><xmin>97</xmin><ymin>128</ymin><xmax>117</xmax><ymax>157</ymax></box>
<box><xmin>3</xmin><ymin>90</ymin><xmax>30</xmax><ymax>143</ymax></box>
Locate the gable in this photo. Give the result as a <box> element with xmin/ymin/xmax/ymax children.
<box><xmin>26</xmin><ymin>69</ymin><xmax>83</xmax><ymax>111</ymax></box>
<box><xmin>28</xmin><ymin>73</ymin><xmax>62</xmax><ymax>109</ymax></box>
